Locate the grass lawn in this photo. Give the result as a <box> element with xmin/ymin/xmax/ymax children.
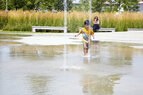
<box><xmin>0</xmin><ymin>31</ymin><xmax>32</xmax><ymax>33</ymax></box>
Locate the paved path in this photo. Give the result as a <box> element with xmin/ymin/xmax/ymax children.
<box><xmin>1</xmin><ymin>32</ymin><xmax>143</xmax><ymax>45</ymax></box>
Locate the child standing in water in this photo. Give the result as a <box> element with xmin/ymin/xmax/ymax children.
<box><xmin>75</xmin><ymin>20</ymin><xmax>94</xmax><ymax>56</ymax></box>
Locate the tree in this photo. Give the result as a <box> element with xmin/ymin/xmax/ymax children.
<box><xmin>0</xmin><ymin>0</ymin><xmax>6</xmax><ymax>10</ymax></box>
<box><xmin>39</xmin><ymin>0</ymin><xmax>54</xmax><ymax>11</ymax></box>
<box><xmin>23</xmin><ymin>0</ymin><xmax>38</xmax><ymax>10</ymax></box>
<box><xmin>79</xmin><ymin>0</ymin><xmax>90</xmax><ymax>12</ymax></box>
<box><xmin>23</xmin><ymin>0</ymin><xmax>73</xmax><ymax>11</ymax></box>
<box><xmin>54</xmin><ymin>0</ymin><xmax>73</xmax><ymax>11</ymax></box>
<box><xmin>114</xmin><ymin>0</ymin><xmax>139</xmax><ymax>12</ymax></box>
<box><xmin>92</xmin><ymin>0</ymin><xmax>107</xmax><ymax>12</ymax></box>
<box><xmin>122</xmin><ymin>0</ymin><xmax>139</xmax><ymax>11</ymax></box>
<box><xmin>92</xmin><ymin>0</ymin><xmax>139</xmax><ymax>12</ymax></box>
<box><xmin>0</xmin><ymin>0</ymin><xmax>73</xmax><ymax>11</ymax></box>
<box><xmin>0</xmin><ymin>0</ymin><xmax>139</xmax><ymax>12</ymax></box>
<box><xmin>8</xmin><ymin>0</ymin><xmax>26</xmax><ymax>10</ymax></box>
<box><xmin>103</xmin><ymin>0</ymin><xmax>117</xmax><ymax>12</ymax></box>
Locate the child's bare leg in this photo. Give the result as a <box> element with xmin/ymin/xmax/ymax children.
<box><xmin>86</xmin><ymin>48</ymin><xmax>88</xmax><ymax>54</ymax></box>
<box><xmin>86</xmin><ymin>43</ymin><xmax>89</xmax><ymax>55</ymax></box>
<box><xmin>84</xmin><ymin>48</ymin><xmax>87</xmax><ymax>56</ymax></box>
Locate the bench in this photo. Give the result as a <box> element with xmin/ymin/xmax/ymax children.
<box><xmin>128</xmin><ymin>28</ymin><xmax>143</xmax><ymax>32</ymax></box>
<box><xmin>79</xmin><ymin>27</ymin><xmax>115</xmax><ymax>32</ymax></box>
<box><xmin>32</xmin><ymin>26</ymin><xmax>67</xmax><ymax>33</ymax></box>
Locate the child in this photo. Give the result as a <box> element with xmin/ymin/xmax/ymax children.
<box><xmin>75</xmin><ymin>20</ymin><xmax>94</xmax><ymax>56</ymax></box>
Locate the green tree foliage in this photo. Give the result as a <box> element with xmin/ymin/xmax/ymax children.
<box><xmin>0</xmin><ymin>0</ymin><xmax>140</xmax><ymax>12</ymax></box>
<box><xmin>109</xmin><ymin>0</ymin><xmax>139</xmax><ymax>12</ymax></box>
<box><xmin>122</xmin><ymin>0</ymin><xmax>139</xmax><ymax>11</ymax></box>
<box><xmin>80</xmin><ymin>0</ymin><xmax>89</xmax><ymax>12</ymax></box>
<box><xmin>23</xmin><ymin>0</ymin><xmax>36</xmax><ymax>10</ymax></box>
<box><xmin>8</xmin><ymin>0</ymin><xmax>26</xmax><ymax>10</ymax></box>
<box><xmin>103</xmin><ymin>0</ymin><xmax>117</xmax><ymax>12</ymax></box>
<box><xmin>92</xmin><ymin>0</ymin><xmax>107</xmax><ymax>12</ymax></box>
<box><xmin>0</xmin><ymin>0</ymin><xmax>6</xmax><ymax>10</ymax></box>
<box><xmin>53</xmin><ymin>0</ymin><xmax>73</xmax><ymax>11</ymax></box>
<box><xmin>78</xmin><ymin>0</ymin><xmax>139</xmax><ymax>12</ymax></box>
<box><xmin>0</xmin><ymin>0</ymin><xmax>73</xmax><ymax>11</ymax></box>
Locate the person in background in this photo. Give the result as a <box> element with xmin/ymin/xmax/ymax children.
<box><xmin>93</xmin><ymin>16</ymin><xmax>100</xmax><ymax>32</ymax></box>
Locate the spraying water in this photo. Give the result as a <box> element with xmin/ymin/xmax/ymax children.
<box><xmin>63</xmin><ymin>0</ymin><xmax>67</xmax><ymax>71</ymax></box>
<box><xmin>64</xmin><ymin>0</ymin><xmax>67</xmax><ymax>33</ymax></box>
<box><xmin>88</xmin><ymin>0</ymin><xmax>92</xmax><ymax>57</ymax></box>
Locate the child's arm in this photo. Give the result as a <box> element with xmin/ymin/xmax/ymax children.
<box><xmin>92</xmin><ymin>34</ymin><xmax>95</xmax><ymax>39</ymax></box>
<box><xmin>97</xmin><ymin>20</ymin><xmax>100</xmax><ymax>24</ymax></box>
<box><xmin>75</xmin><ymin>32</ymin><xmax>81</xmax><ymax>37</ymax></box>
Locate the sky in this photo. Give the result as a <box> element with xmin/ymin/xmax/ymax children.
<box><xmin>72</xmin><ymin>0</ymin><xmax>80</xmax><ymax>3</ymax></box>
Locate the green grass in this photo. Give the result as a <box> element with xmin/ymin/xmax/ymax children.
<box><xmin>0</xmin><ymin>11</ymin><xmax>7</xmax><ymax>29</ymax></box>
<box><xmin>0</xmin><ymin>10</ymin><xmax>143</xmax><ymax>32</ymax></box>
<box><xmin>0</xmin><ymin>31</ymin><xmax>32</xmax><ymax>33</ymax></box>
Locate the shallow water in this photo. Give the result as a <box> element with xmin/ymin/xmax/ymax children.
<box><xmin>0</xmin><ymin>34</ymin><xmax>143</xmax><ymax>95</ymax></box>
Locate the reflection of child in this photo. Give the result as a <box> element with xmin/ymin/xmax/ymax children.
<box><xmin>75</xmin><ymin>20</ymin><xmax>94</xmax><ymax>56</ymax></box>
<box><xmin>92</xmin><ymin>40</ymin><xmax>100</xmax><ymax>53</ymax></box>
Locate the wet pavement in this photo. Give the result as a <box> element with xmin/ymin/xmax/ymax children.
<box><xmin>0</xmin><ymin>33</ymin><xmax>143</xmax><ymax>95</ymax></box>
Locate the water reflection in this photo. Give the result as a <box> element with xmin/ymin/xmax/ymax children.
<box><xmin>90</xmin><ymin>42</ymin><xmax>134</xmax><ymax>66</ymax></box>
<box><xmin>0</xmin><ymin>34</ymin><xmax>143</xmax><ymax>95</ymax></box>
<box><xmin>9</xmin><ymin>45</ymin><xmax>82</xmax><ymax>61</ymax></box>
<box><xmin>28</xmin><ymin>75</ymin><xmax>51</xmax><ymax>95</ymax></box>
<box><xmin>81</xmin><ymin>74</ymin><xmax>120</xmax><ymax>95</ymax></box>
<box><xmin>10</xmin><ymin>45</ymin><xmax>64</xmax><ymax>57</ymax></box>
<box><xmin>83</xmin><ymin>57</ymin><xmax>90</xmax><ymax>64</ymax></box>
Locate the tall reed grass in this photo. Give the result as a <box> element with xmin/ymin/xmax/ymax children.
<box><xmin>0</xmin><ymin>10</ymin><xmax>143</xmax><ymax>32</ymax></box>
<box><xmin>0</xmin><ymin>11</ymin><xmax>7</xmax><ymax>29</ymax></box>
